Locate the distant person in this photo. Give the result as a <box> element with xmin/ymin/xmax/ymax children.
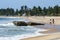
<box><xmin>52</xmin><ymin>19</ymin><xmax>54</xmax><ymax>24</ymax></box>
<box><xmin>50</xmin><ymin>19</ymin><xmax>52</xmax><ymax>24</ymax></box>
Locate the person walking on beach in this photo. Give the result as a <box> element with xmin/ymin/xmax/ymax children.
<box><xmin>52</xmin><ymin>19</ymin><xmax>54</xmax><ymax>24</ymax></box>
<box><xmin>50</xmin><ymin>19</ymin><xmax>52</xmax><ymax>24</ymax></box>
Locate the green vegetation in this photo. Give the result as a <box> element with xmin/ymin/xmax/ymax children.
<box><xmin>0</xmin><ymin>5</ymin><xmax>60</xmax><ymax>16</ymax></box>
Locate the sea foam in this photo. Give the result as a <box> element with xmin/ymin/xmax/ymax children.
<box><xmin>0</xmin><ymin>17</ymin><xmax>48</xmax><ymax>40</ymax></box>
<box><xmin>0</xmin><ymin>29</ymin><xmax>47</xmax><ymax>40</ymax></box>
<box><xmin>0</xmin><ymin>26</ymin><xmax>47</xmax><ymax>40</ymax></box>
<box><xmin>0</xmin><ymin>23</ymin><xmax>14</xmax><ymax>26</ymax></box>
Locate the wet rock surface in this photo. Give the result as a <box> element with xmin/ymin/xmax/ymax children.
<box><xmin>13</xmin><ymin>21</ymin><xmax>28</xmax><ymax>26</ymax></box>
<box><xmin>13</xmin><ymin>21</ymin><xmax>44</xmax><ymax>26</ymax></box>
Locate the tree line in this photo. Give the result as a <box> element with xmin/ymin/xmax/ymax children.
<box><xmin>0</xmin><ymin>5</ymin><xmax>60</xmax><ymax>16</ymax></box>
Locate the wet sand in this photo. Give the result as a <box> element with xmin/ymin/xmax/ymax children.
<box><xmin>21</xmin><ymin>24</ymin><xmax>60</xmax><ymax>40</ymax></box>
<box><xmin>21</xmin><ymin>32</ymin><xmax>60</xmax><ymax>40</ymax></box>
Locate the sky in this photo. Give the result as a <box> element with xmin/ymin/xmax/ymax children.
<box><xmin>0</xmin><ymin>0</ymin><xmax>60</xmax><ymax>10</ymax></box>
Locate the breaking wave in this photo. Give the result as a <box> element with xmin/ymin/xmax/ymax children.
<box><xmin>0</xmin><ymin>23</ymin><xmax>14</xmax><ymax>26</ymax></box>
<box><xmin>0</xmin><ymin>17</ymin><xmax>47</xmax><ymax>40</ymax></box>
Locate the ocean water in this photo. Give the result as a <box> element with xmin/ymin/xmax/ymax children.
<box><xmin>0</xmin><ymin>17</ymin><xmax>47</xmax><ymax>40</ymax></box>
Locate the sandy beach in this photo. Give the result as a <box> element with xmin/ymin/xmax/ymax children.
<box><xmin>21</xmin><ymin>32</ymin><xmax>60</xmax><ymax>40</ymax></box>
<box><xmin>22</xmin><ymin>16</ymin><xmax>59</xmax><ymax>25</ymax></box>
<box><xmin>21</xmin><ymin>25</ymin><xmax>60</xmax><ymax>40</ymax></box>
<box><xmin>0</xmin><ymin>16</ymin><xmax>60</xmax><ymax>40</ymax></box>
<box><xmin>19</xmin><ymin>16</ymin><xmax>60</xmax><ymax>40</ymax></box>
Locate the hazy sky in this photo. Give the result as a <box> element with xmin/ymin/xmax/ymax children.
<box><xmin>0</xmin><ymin>0</ymin><xmax>60</xmax><ymax>9</ymax></box>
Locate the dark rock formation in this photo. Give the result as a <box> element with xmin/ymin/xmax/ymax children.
<box><xmin>13</xmin><ymin>21</ymin><xmax>28</xmax><ymax>26</ymax></box>
<box><xmin>13</xmin><ymin>21</ymin><xmax>44</xmax><ymax>26</ymax></box>
<box><xmin>28</xmin><ymin>22</ymin><xmax>44</xmax><ymax>26</ymax></box>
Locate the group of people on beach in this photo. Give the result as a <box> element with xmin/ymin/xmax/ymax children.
<box><xmin>50</xmin><ymin>19</ymin><xmax>55</xmax><ymax>24</ymax></box>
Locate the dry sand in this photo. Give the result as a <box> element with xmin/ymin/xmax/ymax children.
<box><xmin>27</xmin><ymin>16</ymin><xmax>60</xmax><ymax>25</ymax></box>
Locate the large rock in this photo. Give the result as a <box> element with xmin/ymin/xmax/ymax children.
<box><xmin>13</xmin><ymin>21</ymin><xmax>44</xmax><ymax>26</ymax></box>
<box><xmin>28</xmin><ymin>22</ymin><xmax>44</xmax><ymax>26</ymax></box>
<box><xmin>13</xmin><ymin>21</ymin><xmax>28</xmax><ymax>26</ymax></box>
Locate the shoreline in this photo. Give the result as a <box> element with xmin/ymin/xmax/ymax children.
<box><xmin>0</xmin><ymin>16</ymin><xmax>60</xmax><ymax>40</ymax></box>
<box><xmin>21</xmin><ymin>32</ymin><xmax>60</xmax><ymax>40</ymax></box>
